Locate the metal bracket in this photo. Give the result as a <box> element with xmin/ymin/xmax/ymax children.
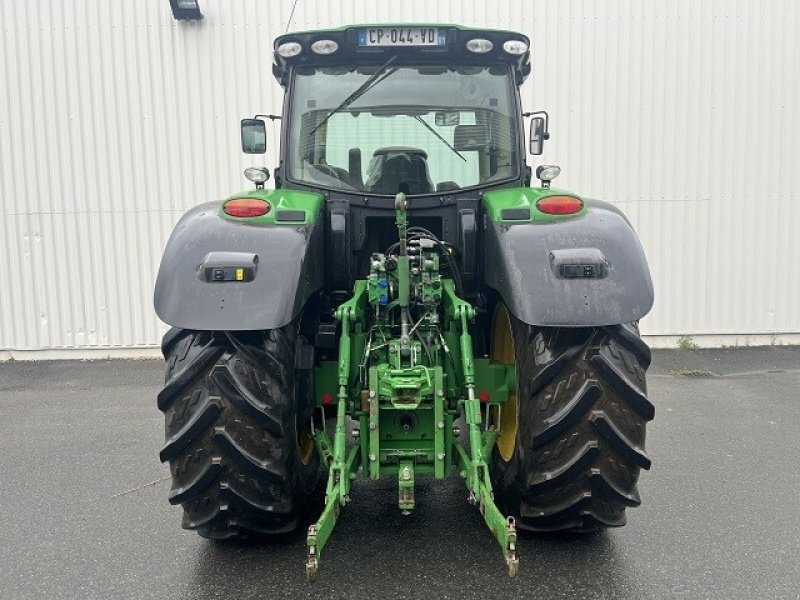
<box><xmin>505</xmin><ymin>516</ymin><xmax>519</xmax><ymax>578</ymax></box>
<box><xmin>398</xmin><ymin>460</ymin><xmax>415</xmax><ymax>513</ymax></box>
<box><xmin>368</xmin><ymin>368</ymin><xmax>380</xmax><ymax>479</ymax></box>
<box><xmin>312</xmin><ymin>428</ymin><xmax>333</xmax><ymax>467</ymax></box>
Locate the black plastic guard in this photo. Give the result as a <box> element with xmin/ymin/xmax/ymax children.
<box><xmin>484</xmin><ymin>199</ymin><xmax>654</xmax><ymax>326</ymax></box>
<box><xmin>154</xmin><ymin>202</ymin><xmax>323</xmax><ymax>331</ymax></box>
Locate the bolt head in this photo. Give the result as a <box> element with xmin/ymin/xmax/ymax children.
<box><xmin>369</xmin><ymin>453</ymin><xmax>376</xmax><ymax>461</ymax></box>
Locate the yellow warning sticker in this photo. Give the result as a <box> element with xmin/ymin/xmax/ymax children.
<box><xmin>235</xmin><ymin>268</ymin><xmax>244</xmax><ymax>281</ymax></box>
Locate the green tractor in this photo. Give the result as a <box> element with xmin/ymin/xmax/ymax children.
<box><xmin>154</xmin><ymin>24</ymin><xmax>654</xmax><ymax>580</ymax></box>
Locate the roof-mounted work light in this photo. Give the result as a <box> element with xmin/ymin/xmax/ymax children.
<box><xmin>168</xmin><ymin>0</ymin><xmax>203</xmax><ymax>21</ymax></box>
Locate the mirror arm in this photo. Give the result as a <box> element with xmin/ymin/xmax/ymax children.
<box><xmin>523</xmin><ymin>110</ymin><xmax>550</xmax><ymax>138</ymax></box>
<box><xmin>254</xmin><ymin>114</ymin><xmax>282</xmax><ymax>121</ymax></box>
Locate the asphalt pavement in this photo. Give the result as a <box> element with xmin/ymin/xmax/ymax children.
<box><xmin>1</xmin><ymin>346</ymin><xmax>799</xmax><ymax>599</ymax></box>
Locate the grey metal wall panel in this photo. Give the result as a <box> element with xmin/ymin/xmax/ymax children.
<box><xmin>1</xmin><ymin>0</ymin><xmax>798</xmax><ymax>350</ymax></box>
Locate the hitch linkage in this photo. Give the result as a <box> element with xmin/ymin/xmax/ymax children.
<box><xmin>305</xmin><ymin>194</ymin><xmax>518</xmax><ymax>581</ymax></box>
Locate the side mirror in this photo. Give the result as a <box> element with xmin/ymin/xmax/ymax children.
<box><xmin>241</xmin><ymin>118</ymin><xmax>266</xmax><ymax>154</ymax></box>
<box><xmin>528</xmin><ymin>112</ymin><xmax>549</xmax><ymax>155</ymax></box>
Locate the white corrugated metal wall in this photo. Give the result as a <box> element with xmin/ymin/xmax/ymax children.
<box><xmin>1</xmin><ymin>0</ymin><xmax>799</xmax><ymax>356</ymax></box>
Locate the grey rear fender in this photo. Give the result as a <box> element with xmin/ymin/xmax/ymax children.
<box><xmin>154</xmin><ymin>200</ymin><xmax>324</xmax><ymax>331</ymax></box>
<box><xmin>483</xmin><ymin>196</ymin><xmax>654</xmax><ymax>327</ymax></box>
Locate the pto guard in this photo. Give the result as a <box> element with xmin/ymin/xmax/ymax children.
<box><xmin>484</xmin><ymin>198</ymin><xmax>654</xmax><ymax>326</ymax></box>
<box><xmin>154</xmin><ymin>201</ymin><xmax>323</xmax><ymax>331</ymax></box>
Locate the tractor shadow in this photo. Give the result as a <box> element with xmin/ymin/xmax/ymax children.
<box><xmin>185</xmin><ymin>476</ymin><xmax>639</xmax><ymax>598</ymax></box>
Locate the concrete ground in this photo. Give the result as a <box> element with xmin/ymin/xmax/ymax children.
<box><xmin>0</xmin><ymin>346</ymin><xmax>798</xmax><ymax>599</ymax></box>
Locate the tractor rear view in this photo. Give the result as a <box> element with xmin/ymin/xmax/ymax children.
<box><xmin>154</xmin><ymin>24</ymin><xmax>655</xmax><ymax>580</ymax></box>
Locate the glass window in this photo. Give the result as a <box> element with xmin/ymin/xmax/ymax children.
<box><xmin>287</xmin><ymin>65</ymin><xmax>518</xmax><ymax>195</ymax></box>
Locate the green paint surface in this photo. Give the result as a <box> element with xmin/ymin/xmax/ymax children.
<box><xmin>483</xmin><ymin>186</ymin><xmax>587</xmax><ymax>223</ymax></box>
<box><xmin>473</xmin><ymin>358</ymin><xmax>515</xmax><ymax>405</ymax></box>
<box><xmin>219</xmin><ymin>188</ymin><xmax>324</xmax><ymax>226</ymax></box>
<box><xmin>314</xmin><ymin>360</ymin><xmax>339</xmax><ymax>406</ymax></box>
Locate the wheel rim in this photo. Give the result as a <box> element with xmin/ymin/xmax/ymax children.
<box><xmin>490</xmin><ymin>304</ymin><xmax>518</xmax><ymax>462</ymax></box>
<box><xmin>296</xmin><ymin>418</ymin><xmax>315</xmax><ymax>466</ymax></box>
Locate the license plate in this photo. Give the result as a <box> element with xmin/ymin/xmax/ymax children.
<box><xmin>358</xmin><ymin>27</ymin><xmax>445</xmax><ymax>47</ymax></box>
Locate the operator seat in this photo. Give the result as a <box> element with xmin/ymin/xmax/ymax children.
<box><xmin>366</xmin><ymin>147</ymin><xmax>434</xmax><ymax>195</ymax></box>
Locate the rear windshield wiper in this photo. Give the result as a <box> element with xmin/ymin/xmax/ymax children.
<box><xmin>410</xmin><ymin>115</ymin><xmax>467</xmax><ymax>162</ymax></box>
<box><xmin>308</xmin><ymin>55</ymin><xmax>399</xmax><ymax>138</ymax></box>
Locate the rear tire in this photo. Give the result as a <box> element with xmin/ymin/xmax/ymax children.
<box><xmin>157</xmin><ymin>325</ymin><xmax>325</xmax><ymax>539</ymax></box>
<box><xmin>489</xmin><ymin>307</ymin><xmax>654</xmax><ymax>532</ymax></box>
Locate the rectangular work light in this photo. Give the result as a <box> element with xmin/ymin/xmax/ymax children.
<box><xmin>168</xmin><ymin>0</ymin><xmax>203</xmax><ymax>20</ymax></box>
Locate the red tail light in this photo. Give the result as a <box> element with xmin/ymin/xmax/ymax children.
<box><xmin>536</xmin><ymin>195</ymin><xmax>583</xmax><ymax>215</ymax></box>
<box><xmin>223</xmin><ymin>198</ymin><xmax>271</xmax><ymax>217</ymax></box>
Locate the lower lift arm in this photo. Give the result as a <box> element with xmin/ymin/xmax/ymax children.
<box><xmin>446</xmin><ymin>283</ymin><xmax>518</xmax><ymax>578</ymax></box>
<box><xmin>306</xmin><ymin>283</ymin><xmax>365</xmax><ymax>582</ymax></box>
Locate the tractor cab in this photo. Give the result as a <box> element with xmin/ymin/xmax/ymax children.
<box><xmin>240</xmin><ymin>25</ymin><xmax>550</xmax><ymax>298</ymax></box>
<box><xmin>243</xmin><ymin>25</ymin><xmax>544</xmax><ymax>196</ymax></box>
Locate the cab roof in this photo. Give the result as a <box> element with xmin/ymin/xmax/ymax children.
<box><xmin>272</xmin><ymin>24</ymin><xmax>531</xmax><ymax>87</ymax></box>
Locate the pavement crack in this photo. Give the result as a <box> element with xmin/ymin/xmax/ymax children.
<box><xmin>111</xmin><ymin>474</ymin><xmax>171</xmax><ymax>498</ymax></box>
<box><xmin>724</xmin><ymin>368</ymin><xmax>800</xmax><ymax>378</ymax></box>
<box><xmin>669</xmin><ymin>369</ymin><xmax>721</xmax><ymax>378</ymax></box>
<box><xmin>653</xmin><ymin>368</ymin><xmax>800</xmax><ymax>379</ymax></box>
